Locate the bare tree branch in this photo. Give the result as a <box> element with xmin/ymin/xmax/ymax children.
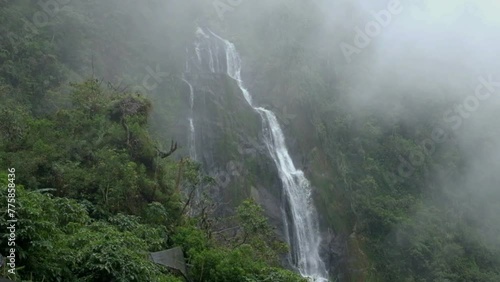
<box><xmin>157</xmin><ymin>140</ymin><xmax>178</xmax><ymax>158</ymax></box>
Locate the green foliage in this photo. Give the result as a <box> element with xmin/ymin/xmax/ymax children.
<box><xmin>236</xmin><ymin>200</ymin><xmax>289</xmax><ymax>265</ymax></box>
<box><xmin>0</xmin><ymin>25</ymin><xmax>301</xmax><ymax>281</ymax></box>
<box><xmin>0</xmin><ymin>79</ymin><xmax>182</xmax><ymax>214</ymax></box>
<box><xmin>3</xmin><ymin>1</ymin><xmax>499</xmax><ymax>282</ymax></box>
<box><xmin>0</xmin><ymin>186</ymin><xmax>180</xmax><ymax>281</ymax></box>
<box><xmin>170</xmin><ymin>199</ymin><xmax>303</xmax><ymax>282</ymax></box>
<box><xmin>189</xmin><ymin>245</ymin><xmax>305</xmax><ymax>282</ymax></box>
<box><xmin>218</xmin><ymin>2</ymin><xmax>500</xmax><ymax>280</ymax></box>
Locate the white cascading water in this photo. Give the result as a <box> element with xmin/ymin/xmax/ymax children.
<box><xmin>196</xmin><ymin>27</ymin><xmax>329</xmax><ymax>281</ymax></box>
<box><xmin>187</xmin><ymin>88</ymin><xmax>197</xmax><ymax>160</ymax></box>
<box><xmin>182</xmin><ymin>60</ymin><xmax>197</xmax><ymax>160</ymax></box>
<box><xmin>188</xmin><ymin>117</ymin><xmax>196</xmax><ymax>160</ymax></box>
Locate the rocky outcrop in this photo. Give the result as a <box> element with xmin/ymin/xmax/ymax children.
<box><xmin>185</xmin><ymin>72</ymin><xmax>285</xmax><ymax>224</ymax></box>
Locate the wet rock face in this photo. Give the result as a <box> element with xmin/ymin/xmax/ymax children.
<box><xmin>321</xmin><ymin>230</ymin><xmax>348</xmax><ymax>280</ymax></box>
<box><xmin>184</xmin><ymin>28</ymin><xmax>338</xmax><ymax>280</ymax></box>
<box><xmin>184</xmin><ymin>72</ymin><xmax>283</xmax><ymax>216</ymax></box>
<box><xmin>183</xmin><ymin>28</ymin><xmax>284</xmax><ymax>215</ymax></box>
<box><xmin>184</xmin><ymin>67</ymin><xmax>286</xmax><ymax>258</ymax></box>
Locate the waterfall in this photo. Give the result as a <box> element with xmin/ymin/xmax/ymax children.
<box><xmin>183</xmin><ymin>51</ymin><xmax>197</xmax><ymax>160</ymax></box>
<box><xmin>182</xmin><ymin>78</ymin><xmax>196</xmax><ymax>160</ymax></box>
<box><xmin>191</xmin><ymin>27</ymin><xmax>329</xmax><ymax>281</ymax></box>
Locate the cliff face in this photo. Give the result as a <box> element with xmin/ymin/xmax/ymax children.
<box><xmin>183</xmin><ymin>71</ymin><xmax>289</xmax><ymax>235</ymax></box>
<box><xmin>183</xmin><ymin>73</ymin><xmax>363</xmax><ymax>280</ymax></box>
<box><xmin>144</xmin><ymin>31</ymin><xmax>377</xmax><ymax>280</ymax></box>
<box><xmin>178</xmin><ymin>28</ymin><xmax>338</xmax><ymax>281</ymax></box>
<box><xmin>233</xmin><ymin>50</ymin><xmax>360</xmax><ymax>281</ymax></box>
<box><xmin>175</xmin><ymin>27</ymin><xmax>363</xmax><ymax>281</ymax></box>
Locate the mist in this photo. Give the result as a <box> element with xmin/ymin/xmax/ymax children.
<box><xmin>2</xmin><ymin>0</ymin><xmax>500</xmax><ymax>281</ymax></box>
<box><xmin>62</xmin><ymin>0</ymin><xmax>500</xmax><ymax>278</ymax></box>
<box><xmin>211</xmin><ymin>0</ymin><xmax>500</xmax><ymax>278</ymax></box>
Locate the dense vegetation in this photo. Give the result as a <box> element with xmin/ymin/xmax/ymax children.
<box><xmin>1</xmin><ymin>1</ymin><xmax>500</xmax><ymax>282</ymax></box>
<box><xmin>222</xmin><ymin>1</ymin><xmax>500</xmax><ymax>281</ymax></box>
<box><xmin>0</xmin><ymin>52</ymin><xmax>305</xmax><ymax>282</ymax></box>
<box><xmin>0</xmin><ymin>1</ymin><xmax>306</xmax><ymax>281</ymax></box>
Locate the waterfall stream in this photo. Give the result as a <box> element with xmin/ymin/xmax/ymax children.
<box><xmin>189</xmin><ymin>27</ymin><xmax>329</xmax><ymax>281</ymax></box>
<box><xmin>181</xmin><ymin>77</ymin><xmax>197</xmax><ymax>161</ymax></box>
